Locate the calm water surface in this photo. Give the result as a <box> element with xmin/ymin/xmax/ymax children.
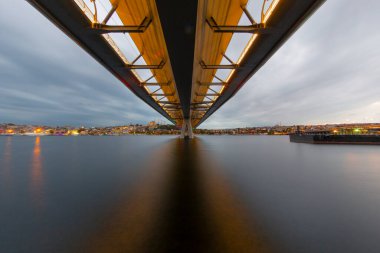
<box><xmin>0</xmin><ymin>136</ymin><xmax>380</xmax><ymax>253</ymax></box>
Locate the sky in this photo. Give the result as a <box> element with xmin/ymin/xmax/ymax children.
<box><xmin>0</xmin><ymin>1</ymin><xmax>379</xmax><ymax>128</ymax></box>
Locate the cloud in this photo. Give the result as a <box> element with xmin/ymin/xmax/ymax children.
<box><xmin>0</xmin><ymin>1</ymin><xmax>379</xmax><ymax>128</ymax></box>
<box><xmin>0</xmin><ymin>1</ymin><xmax>168</xmax><ymax>126</ymax></box>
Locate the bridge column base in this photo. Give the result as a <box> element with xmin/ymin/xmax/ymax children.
<box><xmin>180</xmin><ymin>119</ymin><xmax>194</xmax><ymax>139</ymax></box>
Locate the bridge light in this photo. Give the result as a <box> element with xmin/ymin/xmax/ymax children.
<box><xmin>263</xmin><ymin>0</ymin><xmax>280</xmax><ymax>23</ymax></box>
<box><xmin>225</xmin><ymin>69</ymin><xmax>236</xmax><ymax>84</ymax></box>
<box><xmin>237</xmin><ymin>34</ymin><xmax>258</xmax><ymax>65</ymax></box>
<box><xmin>143</xmin><ymin>85</ymin><xmax>152</xmax><ymax>94</ymax></box>
<box><xmin>219</xmin><ymin>85</ymin><xmax>226</xmax><ymax>94</ymax></box>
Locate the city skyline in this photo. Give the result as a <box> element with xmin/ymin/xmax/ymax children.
<box><xmin>2</xmin><ymin>121</ymin><xmax>379</xmax><ymax>136</ymax></box>
<box><xmin>0</xmin><ymin>1</ymin><xmax>379</xmax><ymax>128</ymax></box>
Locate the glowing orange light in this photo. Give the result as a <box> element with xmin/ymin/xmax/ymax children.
<box><xmin>34</xmin><ymin>137</ymin><xmax>41</xmax><ymax>155</ymax></box>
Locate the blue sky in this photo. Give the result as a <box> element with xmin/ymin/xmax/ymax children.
<box><xmin>0</xmin><ymin>1</ymin><xmax>379</xmax><ymax>128</ymax></box>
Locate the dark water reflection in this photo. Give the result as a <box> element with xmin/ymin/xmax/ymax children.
<box><xmin>84</xmin><ymin>138</ymin><xmax>270</xmax><ymax>253</ymax></box>
<box><xmin>0</xmin><ymin>136</ymin><xmax>380</xmax><ymax>252</ymax></box>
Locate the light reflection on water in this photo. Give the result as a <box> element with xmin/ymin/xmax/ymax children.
<box><xmin>0</xmin><ymin>137</ymin><xmax>12</xmax><ymax>190</ymax></box>
<box><xmin>0</xmin><ymin>136</ymin><xmax>380</xmax><ymax>253</ymax></box>
<box><xmin>30</xmin><ymin>137</ymin><xmax>44</xmax><ymax>209</ymax></box>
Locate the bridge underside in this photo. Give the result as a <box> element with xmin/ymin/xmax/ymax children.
<box><xmin>27</xmin><ymin>0</ymin><xmax>325</xmax><ymax>129</ymax></box>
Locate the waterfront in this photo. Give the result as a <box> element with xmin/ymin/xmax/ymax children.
<box><xmin>1</xmin><ymin>136</ymin><xmax>380</xmax><ymax>253</ymax></box>
<box><xmin>2</xmin><ymin>122</ymin><xmax>380</xmax><ymax>136</ymax></box>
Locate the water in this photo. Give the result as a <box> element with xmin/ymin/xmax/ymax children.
<box><xmin>0</xmin><ymin>135</ymin><xmax>380</xmax><ymax>253</ymax></box>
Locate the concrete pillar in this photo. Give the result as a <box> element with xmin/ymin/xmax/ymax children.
<box><xmin>180</xmin><ymin>118</ymin><xmax>194</xmax><ymax>139</ymax></box>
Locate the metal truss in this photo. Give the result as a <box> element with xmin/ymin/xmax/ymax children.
<box><xmin>125</xmin><ymin>55</ymin><xmax>165</xmax><ymax>69</ymax></box>
<box><xmin>141</xmin><ymin>81</ymin><xmax>171</xmax><ymax>87</ymax></box>
<box><xmin>150</xmin><ymin>93</ymin><xmax>174</xmax><ymax>97</ymax></box>
<box><xmin>191</xmin><ymin>105</ymin><xmax>210</xmax><ymax>109</ymax></box>
<box><xmin>90</xmin><ymin>0</ymin><xmax>152</xmax><ymax>34</ymax></box>
<box><xmin>204</xmin><ymin>96</ymin><xmax>215</xmax><ymax>101</ymax></box>
<box><xmin>163</xmin><ymin>105</ymin><xmax>181</xmax><ymax>109</ymax></box>
<box><xmin>197</xmin><ymin>81</ymin><xmax>226</xmax><ymax>87</ymax></box>
<box><xmin>200</xmin><ymin>53</ymin><xmax>238</xmax><ymax>69</ymax></box>
<box><xmin>191</xmin><ymin>106</ymin><xmax>210</xmax><ymax>111</ymax></box>
<box><xmin>147</xmin><ymin>85</ymin><xmax>175</xmax><ymax>98</ymax></box>
<box><xmin>202</xmin><ymin>87</ymin><xmax>221</xmax><ymax>96</ymax></box>
<box><xmin>165</xmin><ymin>108</ymin><xmax>180</xmax><ymax>112</ymax></box>
<box><xmin>206</xmin><ymin>4</ymin><xmax>266</xmax><ymax>34</ymax></box>
<box><xmin>149</xmin><ymin>87</ymin><xmax>162</xmax><ymax>95</ymax></box>
<box><xmin>206</xmin><ymin>17</ymin><xmax>264</xmax><ymax>33</ymax></box>
<box><xmin>92</xmin><ymin>17</ymin><xmax>152</xmax><ymax>33</ymax></box>
<box><xmin>158</xmin><ymin>101</ymin><xmax>180</xmax><ymax>105</ymax></box>
<box><xmin>191</xmin><ymin>101</ymin><xmax>213</xmax><ymax>105</ymax></box>
<box><xmin>196</xmin><ymin>91</ymin><xmax>220</xmax><ymax>97</ymax></box>
<box><xmin>139</xmin><ymin>76</ymin><xmax>171</xmax><ymax>87</ymax></box>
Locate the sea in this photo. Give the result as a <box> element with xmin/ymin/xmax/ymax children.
<box><xmin>1</xmin><ymin>135</ymin><xmax>380</xmax><ymax>253</ymax></box>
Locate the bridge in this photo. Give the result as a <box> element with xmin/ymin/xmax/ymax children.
<box><xmin>27</xmin><ymin>0</ymin><xmax>325</xmax><ymax>138</ymax></box>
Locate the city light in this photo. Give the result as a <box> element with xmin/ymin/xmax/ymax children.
<box><xmin>2</xmin><ymin>123</ymin><xmax>380</xmax><ymax>136</ymax></box>
<box><xmin>70</xmin><ymin>130</ymin><xmax>79</xmax><ymax>136</ymax></box>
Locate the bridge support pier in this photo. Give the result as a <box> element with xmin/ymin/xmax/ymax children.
<box><xmin>180</xmin><ymin>119</ymin><xmax>194</xmax><ymax>139</ymax></box>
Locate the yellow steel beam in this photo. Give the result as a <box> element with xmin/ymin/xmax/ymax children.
<box><xmin>111</xmin><ymin>0</ymin><xmax>182</xmax><ymax>125</ymax></box>
<box><xmin>191</xmin><ymin>0</ymin><xmax>247</xmax><ymax>126</ymax></box>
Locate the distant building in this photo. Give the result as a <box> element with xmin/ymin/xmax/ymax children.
<box><xmin>148</xmin><ymin>121</ymin><xmax>157</xmax><ymax>130</ymax></box>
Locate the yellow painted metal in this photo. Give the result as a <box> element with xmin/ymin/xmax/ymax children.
<box><xmin>191</xmin><ymin>0</ymin><xmax>247</xmax><ymax>126</ymax></box>
<box><xmin>111</xmin><ymin>0</ymin><xmax>182</xmax><ymax>125</ymax></box>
